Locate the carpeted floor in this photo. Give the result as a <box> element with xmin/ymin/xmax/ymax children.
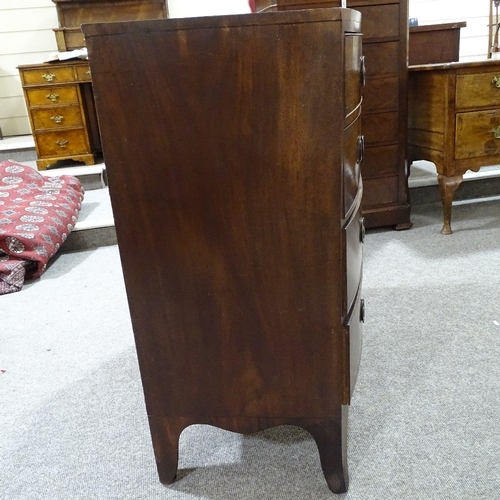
<box><xmin>1</xmin><ymin>195</ymin><xmax>499</xmax><ymax>499</ymax></box>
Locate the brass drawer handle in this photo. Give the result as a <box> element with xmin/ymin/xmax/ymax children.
<box><xmin>492</xmin><ymin>126</ymin><xmax>500</xmax><ymax>139</ymax></box>
<box><xmin>86</xmin><ymin>70</ymin><xmax>91</xmax><ymax>76</ymax></box>
<box><xmin>492</xmin><ymin>76</ymin><xmax>500</xmax><ymax>88</ymax></box>
<box><xmin>42</xmin><ymin>72</ymin><xmax>56</xmax><ymax>82</ymax></box>
<box><xmin>359</xmin><ymin>216</ymin><xmax>366</xmax><ymax>243</ymax></box>
<box><xmin>360</xmin><ymin>55</ymin><xmax>366</xmax><ymax>87</ymax></box>
<box><xmin>46</xmin><ymin>93</ymin><xmax>59</xmax><ymax>102</ymax></box>
<box><xmin>356</xmin><ymin>135</ymin><xmax>365</xmax><ymax>165</ymax></box>
<box><xmin>50</xmin><ymin>115</ymin><xmax>64</xmax><ymax>124</ymax></box>
<box><xmin>55</xmin><ymin>139</ymin><xmax>68</xmax><ymax>148</ymax></box>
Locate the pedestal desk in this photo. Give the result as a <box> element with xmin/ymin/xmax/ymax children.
<box><xmin>84</xmin><ymin>8</ymin><xmax>364</xmax><ymax>493</ymax></box>
<box><xmin>408</xmin><ymin>59</ymin><xmax>500</xmax><ymax>234</ymax></box>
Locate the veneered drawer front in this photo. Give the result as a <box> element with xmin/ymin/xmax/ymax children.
<box><xmin>343</xmin><ymin>289</ymin><xmax>364</xmax><ymax>405</ymax></box>
<box><xmin>20</xmin><ymin>66</ymin><xmax>75</xmax><ymax>86</ymax></box>
<box><xmin>75</xmin><ymin>64</ymin><xmax>92</xmax><ymax>82</ymax></box>
<box><xmin>455</xmin><ymin>110</ymin><xmax>500</xmax><ymax>159</ymax></box>
<box><xmin>351</xmin><ymin>4</ymin><xmax>399</xmax><ymax>40</ymax></box>
<box><xmin>363</xmin><ymin>75</ymin><xmax>399</xmax><ymax>112</ymax></box>
<box><xmin>31</xmin><ymin>106</ymin><xmax>84</xmax><ymax>130</ymax></box>
<box><xmin>343</xmin><ymin>118</ymin><xmax>362</xmax><ymax>217</ymax></box>
<box><xmin>345</xmin><ymin>205</ymin><xmax>363</xmax><ymax>309</ymax></box>
<box><xmin>345</xmin><ymin>34</ymin><xmax>362</xmax><ymax>120</ymax></box>
<box><xmin>363</xmin><ymin>42</ymin><xmax>400</xmax><ymax>77</ymax></box>
<box><xmin>26</xmin><ymin>86</ymin><xmax>80</xmax><ymax>107</ymax></box>
<box><xmin>456</xmin><ymin>72</ymin><xmax>500</xmax><ymax>109</ymax></box>
<box><xmin>361</xmin><ymin>110</ymin><xmax>400</xmax><ymax>146</ymax></box>
<box><xmin>362</xmin><ymin>143</ymin><xmax>400</xmax><ymax>178</ymax></box>
<box><xmin>36</xmin><ymin>128</ymin><xmax>90</xmax><ymax>157</ymax></box>
<box><xmin>362</xmin><ymin>175</ymin><xmax>400</xmax><ymax>207</ymax></box>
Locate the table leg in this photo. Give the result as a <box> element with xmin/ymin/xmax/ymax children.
<box><xmin>437</xmin><ymin>174</ymin><xmax>463</xmax><ymax>235</ymax></box>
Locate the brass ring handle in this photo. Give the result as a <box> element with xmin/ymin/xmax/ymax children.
<box><xmin>492</xmin><ymin>126</ymin><xmax>500</xmax><ymax>139</ymax></box>
<box><xmin>492</xmin><ymin>76</ymin><xmax>500</xmax><ymax>88</ymax></box>
<box><xmin>46</xmin><ymin>93</ymin><xmax>59</xmax><ymax>102</ymax></box>
<box><xmin>55</xmin><ymin>139</ymin><xmax>68</xmax><ymax>148</ymax></box>
<box><xmin>42</xmin><ymin>72</ymin><xmax>56</xmax><ymax>82</ymax></box>
<box><xmin>50</xmin><ymin>115</ymin><xmax>64</xmax><ymax>124</ymax></box>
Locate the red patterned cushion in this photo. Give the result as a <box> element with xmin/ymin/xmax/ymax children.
<box><xmin>0</xmin><ymin>160</ymin><xmax>84</xmax><ymax>294</ymax></box>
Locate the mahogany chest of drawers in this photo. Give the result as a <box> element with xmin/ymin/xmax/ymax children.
<box><xmin>408</xmin><ymin>59</ymin><xmax>500</xmax><ymax>234</ymax></box>
<box><xmin>18</xmin><ymin>60</ymin><xmax>100</xmax><ymax>170</ymax></box>
<box><xmin>83</xmin><ymin>7</ymin><xmax>364</xmax><ymax>493</ymax></box>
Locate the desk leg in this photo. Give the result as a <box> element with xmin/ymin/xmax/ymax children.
<box><xmin>437</xmin><ymin>174</ymin><xmax>463</xmax><ymax>234</ymax></box>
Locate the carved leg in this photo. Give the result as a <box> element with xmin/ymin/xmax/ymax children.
<box><xmin>437</xmin><ymin>174</ymin><xmax>463</xmax><ymax>235</ymax></box>
<box><xmin>304</xmin><ymin>409</ymin><xmax>349</xmax><ymax>494</ymax></box>
<box><xmin>148</xmin><ymin>416</ymin><xmax>188</xmax><ymax>484</ymax></box>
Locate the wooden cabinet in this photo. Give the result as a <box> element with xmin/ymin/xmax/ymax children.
<box><xmin>83</xmin><ymin>7</ymin><xmax>364</xmax><ymax>493</ymax></box>
<box><xmin>408</xmin><ymin>59</ymin><xmax>500</xmax><ymax>234</ymax></box>
<box><xmin>18</xmin><ymin>61</ymin><xmax>100</xmax><ymax>170</ymax></box>
<box><xmin>346</xmin><ymin>0</ymin><xmax>411</xmax><ymax>229</ymax></box>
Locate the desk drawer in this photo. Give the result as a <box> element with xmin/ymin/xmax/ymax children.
<box><xmin>363</xmin><ymin>75</ymin><xmax>399</xmax><ymax>113</ymax></box>
<box><xmin>35</xmin><ymin>128</ymin><xmax>90</xmax><ymax>157</ymax></box>
<box><xmin>456</xmin><ymin>72</ymin><xmax>500</xmax><ymax>109</ymax></box>
<box><xmin>31</xmin><ymin>106</ymin><xmax>84</xmax><ymax>130</ymax></box>
<box><xmin>75</xmin><ymin>64</ymin><xmax>92</xmax><ymax>82</ymax></box>
<box><xmin>25</xmin><ymin>86</ymin><xmax>80</xmax><ymax>107</ymax></box>
<box><xmin>456</xmin><ymin>110</ymin><xmax>500</xmax><ymax>159</ymax></box>
<box><xmin>20</xmin><ymin>66</ymin><xmax>76</xmax><ymax>86</ymax></box>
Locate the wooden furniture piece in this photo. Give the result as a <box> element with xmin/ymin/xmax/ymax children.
<box><xmin>18</xmin><ymin>60</ymin><xmax>100</xmax><ymax>170</ymax></box>
<box><xmin>83</xmin><ymin>7</ymin><xmax>364</xmax><ymax>493</ymax></box>
<box><xmin>52</xmin><ymin>0</ymin><xmax>168</xmax><ymax>51</ymax></box>
<box><xmin>257</xmin><ymin>0</ymin><xmax>411</xmax><ymax>230</ymax></box>
<box><xmin>409</xmin><ymin>22</ymin><xmax>466</xmax><ymax>66</ymax></box>
<box><xmin>408</xmin><ymin>59</ymin><xmax>500</xmax><ymax>234</ymax></box>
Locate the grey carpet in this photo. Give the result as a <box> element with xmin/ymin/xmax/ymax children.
<box><xmin>1</xmin><ymin>196</ymin><xmax>500</xmax><ymax>499</ymax></box>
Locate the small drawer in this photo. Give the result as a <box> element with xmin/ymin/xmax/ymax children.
<box><xmin>343</xmin><ymin>118</ymin><xmax>362</xmax><ymax>217</ymax></box>
<box><xmin>344</xmin><ymin>34</ymin><xmax>363</xmax><ymax>121</ymax></box>
<box><xmin>31</xmin><ymin>106</ymin><xmax>84</xmax><ymax>130</ymax></box>
<box><xmin>343</xmin><ymin>288</ymin><xmax>364</xmax><ymax>404</ymax></box>
<box><xmin>455</xmin><ymin>110</ymin><xmax>500</xmax><ymax>159</ymax></box>
<box><xmin>363</xmin><ymin>42</ymin><xmax>400</xmax><ymax>77</ymax></box>
<box><xmin>75</xmin><ymin>64</ymin><xmax>92</xmax><ymax>82</ymax></box>
<box><xmin>350</xmin><ymin>4</ymin><xmax>399</xmax><ymax>40</ymax></box>
<box><xmin>25</xmin><ymin>86</ymin><xmax>80</xmax><ymax>107</ymax></box>
<box><xmin>344</xmin><ymin>205</ymin><xmax>363</xmax><ymax>309</ymax></box>
<box><xmin>456</xmin><ymin>72</ymin><xmax>500</xmax><ymax>109</ymax></box>
<box><xmin>363</xmin><ymin>75</ymin><xmax>399</xmax><ymax>113</ymax></box>
<box><xmin>35</xmin><ymin>128</ymin><xmax>91</xmax><ymax>157</ymax></box>
<box><xmin>20</xmin><ymin>66</ymin><xmax>76</xmax><ymax>86</ymax></box>
<box><xmin>361</xmin><ymin>110</ymin><xmax>400</xmax><ymax>146</ymax></box>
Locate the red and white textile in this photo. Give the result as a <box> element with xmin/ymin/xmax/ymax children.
<box><xmin>0</xmin><ymin>160</ymin><xmax>84</xmax><ymax>295</ymax></box>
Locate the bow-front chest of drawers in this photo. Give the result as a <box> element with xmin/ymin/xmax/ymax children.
<box><xmin>408</xmin><ymin>59</ymin><xmax>500</xmax><ymax>234</ymax></box>
<box><xmin>83</xmin><ymin>7</ymin><xmax>364</xmax><ymax>493</ymax></box>
<box><xmin>18</xmin><ymin>60</ymin><xmax>101</xmax><ymax>170</ymax></box>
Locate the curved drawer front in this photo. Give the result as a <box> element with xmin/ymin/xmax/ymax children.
<box><xmin>344</xmin><ymin>34</ymin><xmax>363</xmax><ymax>121</ymax></box>
<box><xmin>343</xmin><ymin>117</ymin><xmax>362</xmax><ymax>216</ymax></box>
<box><xmin>455</xmin><ymin>110</ymin><xmax>500</xmax><ymax>159</ymax></box>
<box><xmin>456</xmin><ymin>71</ymin><xmax>500</xmax><ymax>109</ymax></box>
<box><xmin>36</xmin><ymin>128</ymin><xmax>90</xmax><ymax>157</ymax></box>
<box><xmin>20</xmin><ymin>66</ymin><xmax>76</xmax><ymax>86</ymax></box>
<box><xmin>26</xmin><ymin>86</ymin><xmax>80</xmax><ymax>107</ymax></box>
<box><xmin>31</xmin><ymin>106</ymin><xmax>84</xmax><ymax>130</ymax></box>
<box><xmin>344</xmin><ymin>204</ymin><xmax>363</xmax><ymax>309</ymax></box>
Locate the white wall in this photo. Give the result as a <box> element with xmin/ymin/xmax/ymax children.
<box><xmin>0</xmin><ymin>0</ymin><xmax>492</xmax><ymax>138</ymax></box>
<box><xmin>409</xmin><ymin>0</ymin><xmax>490</xmax><ymax>61</ymax></box>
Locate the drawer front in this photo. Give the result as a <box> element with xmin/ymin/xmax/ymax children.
<box><xmin>36</xmin><ymin>128</ymin><xmax>90</xmax><ymax>157</ymax></box>
<box><xmin>345</xmin><ymin>34</ymin><xmax>363</xmax><ymax>120</ymax></box>
<box><xmin>26</xmin><ymin>86</ymin><xmax>80</xmax><ymax>107</ymax></box>
<box><xmin>361</xmin><ymin>110</ymin><xmax>400</xmax><ymax>146</ymax></box>
<box><xmin>456</xmin><ymin>110</ymin><xmax>500</xmax><ymax>159</ymax></box>
<box><xmin>31</xmin><ymin>106</ymin><xmax>84</xmax><ymax>130</ymax></box>
<box><xmin>343</xmin><ymin>118</ymin><xmax>362</xmax><ymax>217</ymax></box>
<box><xmin>362</xmin><ymin>175</ymin><xmax>400</xmax><ymax>206</ymax></box>
<box><xmin>345</xmin><ymin>205</ymin><xmax>364</xmax><ymax>309</ymax></box>
<box><xmin>75</xmin><ymin>64</ymin><xmax>92</xmax><ymax>82</ymax></box>
<box><xmin>363</xmin><ymin>75</ymin><xmax>399</xmax><ymax>113</ymax></box>
<box><xmin>456</xmin><ymin>71</ymin><xmax>500</xmax><ymax>109</ymax></box>
<box><xmin>20</xmin><ymin>66</ymin><xmax>75</xmax><ymax>86</ymax></box>
<box><xmin>361</xmin><ymin>143</ymin><xmax>400</xmax><ymax>178</ymax></box>
<box><xmin>350</xmin><ymin>4</ymin><xmax>399</xmax><ymax>40</ymax></box>
<box><xmin>343</xmin><ymin>289</ymin><xmax>364</xmax><ymax>405</ymax></box>
<box><xmin>363</xmin><ymin>41</ymin><xmax>400</xmax><ymax>77</ymax></box>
